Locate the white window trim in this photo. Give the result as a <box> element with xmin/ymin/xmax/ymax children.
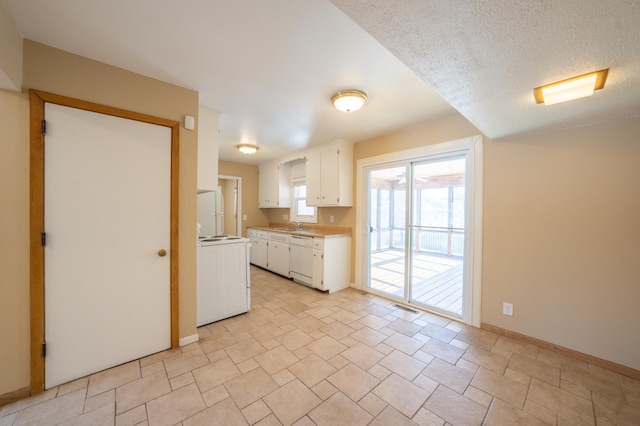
<box><xmin>290</xmin><ymin>177</ymin><xmax>318</xmax><ymax>223</ymax></box>
<box><xmin>355</xmin><ymin>135</ymin><xmax>483</xmax><ymax>327</ymax></box>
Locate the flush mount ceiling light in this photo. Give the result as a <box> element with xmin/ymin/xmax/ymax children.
<box><xmin>237</xmin><ymin>144</ymin><xmax>259</xmax><ymax>155</ymax></box>
<box><xmin>331</xmin><ymin>90</ymin><xmax>367</xmax><ymax>113</ymax></box>
<box><xmin>534</xmin><ymin>68</ymin><xmax>609</xmax><ymax>106</ymax></box>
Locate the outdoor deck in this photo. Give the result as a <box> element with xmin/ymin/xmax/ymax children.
<box><xmin>369</xmin><ymin>249</ymin><xmax>463</xmax><ymax>316</ymax></box>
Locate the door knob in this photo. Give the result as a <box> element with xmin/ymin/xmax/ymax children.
<box><xmin>158</xmin><ymin>249</ymin><xmax>167</xmax><ymax>257</ymax></box>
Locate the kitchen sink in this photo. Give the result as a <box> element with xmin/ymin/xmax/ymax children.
<box><xmin>271</xmin><ymin>227</ymin><xmax>299</xmax><ymax>231</ymax></box>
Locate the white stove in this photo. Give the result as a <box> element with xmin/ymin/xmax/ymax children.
<box><xmin>196</xmin><ymin>235</ymin><xmax>251</xmax><ymax>326</ymax></box>
<box><xmin>198</xmin><ymin>235</ymin><xmax>249</xmax><ymax>246</ymax></box>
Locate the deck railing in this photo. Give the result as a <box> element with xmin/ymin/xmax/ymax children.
<box><xmin>371</xmin><ymin>227</ymin><xmax>464</xmax><ymax>258</ymax></box>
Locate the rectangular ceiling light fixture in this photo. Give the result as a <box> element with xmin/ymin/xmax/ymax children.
<box><xmin>534</xmin><ymin>68</ymin><xmax>609</xmax><ymax>106</ymax></box>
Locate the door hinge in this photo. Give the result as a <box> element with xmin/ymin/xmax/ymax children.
<box><xmin>42</xmin><ymin>341</ymin><xmax>47</xmax><ymax>357</ymax></box>
<box><xmin>42</xmin><ymin>120</ymin><xmax>47</xmax><ymax>135</ymax></box>
<box><xmin>41</xmin><ymin>231</ymin><xmax>47</xmax><ymax>246</ymax></box>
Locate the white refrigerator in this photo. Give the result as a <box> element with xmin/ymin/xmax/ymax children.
<box><xmin>197</xmin><ymin>188</ymin><xmax>224</xmax><ymax>237</ymax></box>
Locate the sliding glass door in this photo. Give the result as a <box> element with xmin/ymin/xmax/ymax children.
<box><xmin>409</xmin><ymin>156</ymin><xmax>466</xmax><ymax>317</ymax></box>
<box><xmin>365</xmin><ymin>151</ymin><xmax>471</xmax><ymax>319</ymax></box>
<box><xmin>367</xmin><ymin>165</ymin><xmax>409</xmax><ymax>299</ymax></box>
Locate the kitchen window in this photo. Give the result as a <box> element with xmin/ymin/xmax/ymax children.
<box><xmin>290</xmin><ymin>178</ymin><xmax>317</xmax><ymax>223</ymax></box>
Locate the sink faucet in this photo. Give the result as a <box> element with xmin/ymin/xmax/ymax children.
<box><xmin>289</xmin><ymin>221</ymin><xmax>303</xmax><ymax>230</ymax></box>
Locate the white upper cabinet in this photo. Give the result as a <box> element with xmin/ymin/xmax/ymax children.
<box><xmin>197</xmin><ymin>105</ymin><xmax>220</xmax><ymax>191</ymax></box>
<box><xmin>306</xmin><ymin>140</ymin><xmax>353</xmax><ymax>206</ymax></box>
<box><xmin>258</xmin><ymin>161</ymin><xmax>291</xmax><ymax>208</ymax></box>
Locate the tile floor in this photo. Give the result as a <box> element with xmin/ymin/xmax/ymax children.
<box><xmin>1</xmin><ymin>266</ymin><xmax>639</xmax><ymax>425</ymax></box>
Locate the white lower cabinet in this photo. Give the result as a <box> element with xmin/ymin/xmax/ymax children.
<box><xmin>248</xmin><ymin>229</ymin><xmax>268</xmax><ymax>269</ymax></box>
<box><xmin>267</xmin><ymin>233</ymin><xmax>290</xmax><ymax>277</ymax></box>
<box><xmin>312</xmin><ymin>236</ymin><xmax>351</xmax><ymax>292</ymax></box>
<box><xmin>312</xmin><ymin>248</ymin><xmax>323</xmax><ymax>289</ymax></box>
<box><xmin>250</xmin><ymin>238</ymin><xmax>268</xmax><ymax>269</ymax></box>
<box><xmin>248</xmin><ymin>228</ymin><xmax>350</xmax><ymax>291</ymax></box>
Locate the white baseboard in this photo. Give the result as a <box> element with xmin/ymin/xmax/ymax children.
<box><xmin>179</xmin><ymin>333</ymin><xmax>199</xmax><ymax>347</ymax></box>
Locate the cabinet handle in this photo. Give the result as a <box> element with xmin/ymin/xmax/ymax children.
<box><xmin>157</xmin><ymin>249</ymin><xmax>167</xmax><ymax>257</ymax></box>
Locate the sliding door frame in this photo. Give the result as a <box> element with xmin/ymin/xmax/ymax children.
<box><xmin>355</xmin><ymin>135</ymin><xmax>483</xmax><ymax>326</ymax></box>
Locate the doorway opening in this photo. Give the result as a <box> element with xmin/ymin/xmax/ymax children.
<box><xmin>218</xmin><ymin>175</ymin><xmax>242</xmax><ymax>236</ymax></box>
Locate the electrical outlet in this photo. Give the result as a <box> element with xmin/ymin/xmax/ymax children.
<box><xmin>330</xmin><ymin>215</ymin><xmax>334</xmax><ymax>223</ymax></box>
<box><xmin>283</xmin><ymin>214</ymin><xmax>288</xmax><ymax>220</ymax></box>
<box><xmin>503</xmin><ymin>302</ymin><xmax>513</xmax><ymax>316</ymax></box>
<box><xmin>243</xmin><ymin>214</ymin><xmax>247</xmax><ymax>221</ymax></box>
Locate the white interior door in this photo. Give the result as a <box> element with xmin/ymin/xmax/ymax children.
<box><xmin>44</xmin><ymin>103</ymin><xmax>171</xmax><ymax>388</ymax></box>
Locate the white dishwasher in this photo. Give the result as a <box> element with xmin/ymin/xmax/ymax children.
<box><xmin>290</xmin><ymin>235</ymin><xmax>313</xmax><ymax>286</ymax></box>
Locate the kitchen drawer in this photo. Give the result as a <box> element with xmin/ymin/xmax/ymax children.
<box><xmin>248</xmin><ymin>228</ymin><xmax>269</xmax><ymax>239</ymax></box>
<box><xmin>313</xmin><ymin>238</ymin><xmax>324</xmax><ymax>250</ymax></box>
<box><xmin>269</xmin><ymin>232</ymin><xmax>289</xmax><ymax>243</ymax></box>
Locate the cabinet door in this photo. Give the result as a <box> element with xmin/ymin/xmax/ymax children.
<box><xmin>312</xmin><ymin>249</ymin><xmax>324</xmax><ymax>290</ymax></box>
<box><xmin>256</xmin><ymin>239</ymin><xmax>268</xmax><ymax>268</ymax></box>
<box><xmin>250</xmin><ymin>237</ymin><xmax>268</xmax><ymax>268</ymax></box>
<box><xmin>320</xmin><ymin>147</ymin><xmax>340</xmax><ymax>205</ymax></box>
<box><xmin>276</xmin><ymin>164</ymin><xmax>291</xmax><ymax>207</ymax></box>
<box><xmin>259</xmin><ymin>164</ymin><xmax>277</xmax><ymax>207</ymax></box>
<box><xmin>306</xmin><ymin>151</ymin><xmax>322</xmax><ymax>206</ymax></box>
<box><xmin>268</xmin><ymin>242</ymin><xmax>290</xmax><ymax>277</ymax></box>
<box><xmin>249</xmin><ymin>238</ymin><xmax>258</xmax><ymax>264</ymax></box>
<box><xmin>259</xmin><ymin>163</ymin><xmax>291</xmax><ymax>207</ymax></box>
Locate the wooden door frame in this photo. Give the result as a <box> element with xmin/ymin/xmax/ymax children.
<box><xmin>29</xmin><ymin>90</ymin><xmax>180</xmax><ymax>394</ymax></box>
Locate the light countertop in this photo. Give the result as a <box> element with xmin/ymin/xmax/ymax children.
<box><xmin>248</xmin><ymin>224</ymin><xmax>351</xmax><ymax>238</ymax></box>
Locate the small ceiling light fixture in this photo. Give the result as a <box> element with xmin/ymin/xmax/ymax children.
<box><xmin>237</xmin><ymin>144</ymin><xmax>259</xmax><ymax>155</ymax></box>
<box><xmin>331</xmin><ymin>90</ymin><xmax>367</xmax><ymax>113</ymax></box>
<box><xmin>534</xmin><ymin>68</ymin><xmax>609</xmax><ymax>106</ymax></box>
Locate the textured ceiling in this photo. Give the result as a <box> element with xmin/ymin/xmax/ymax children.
<box><xmin>1</xmin><ymin>0</ymin><xmax>454</xmax><ymax>164</ymax></box>
<box><xmin>330</xmin><ymin>0</ymin><xmax>640</xmax><ymax>139</ymax></box>
<box><xmin>5</xmin><ymin>1</ymin><xmax>639</xmax><ymax>163</ymax></box>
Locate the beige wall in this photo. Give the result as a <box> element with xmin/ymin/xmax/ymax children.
<box><xmin>0</xmin><ymin>3</ymin><xmax>22</xmax><ymax>90</ymax></box>
<box><xmin>351</xmin><ymin>112</ymin><xmax>640</xmax><ymax>371</ymax></box>
<box><xmin>483</xmin><ymin>118</ymin><xmax>640</xmax><ymax>370</ymax></box>
<box><xmin>0</xmin><ymin>89</ymin><xmax>30</xmax><ymax>395</ymax></box>
<box><xmin>218</xmin><ymin>160</ymin><xmax>269</xmax><ymax>236</ymax></box>
<box><xmin>0</xmin><ymin>39</ymin><xmax>200</xmax><ymax>396</ymax></box>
